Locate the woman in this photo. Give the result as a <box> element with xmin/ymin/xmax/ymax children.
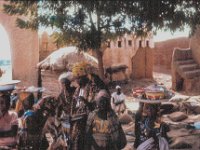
<box><xmin>134</xmin><ymin>102</ymin><xmax>169</xmax><ymax>150</ymax></box>
<box><xmin>85</xmin><ymin>90</ymin><xmax>127</xmax><ymax>150</ymax></box>
<box><xmin>0</xmin><ymin>92</ymin><xmax>18</xmax><ymax>148</ymax></box>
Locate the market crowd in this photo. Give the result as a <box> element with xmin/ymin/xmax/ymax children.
<box><xmin>0</xmin><ymin>62</ymin><xmax>170</xmax><ymax>150</ymax></box>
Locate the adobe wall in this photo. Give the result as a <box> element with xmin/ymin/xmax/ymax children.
<box><xmin>154</xmin><ymin>37</ymin><xmax>190</xmax><ymax>70</ymax></box>
<box><xmin>103</xmin><ymin>35</ymin><xmax>154</xmax><ymax>80</ymax></box>
<box><xmin>131</xmin><ymin>47</ymin><xmax>153</xmax><ymax>79</ymax></box>
<box><xmin>0</xmin><ymin>1</ymin><xmax>39</xmax><ymax>86</ymax></box>
<box><xmin>39</xmin><ymin>32</ymin><xmax>58</xmax><ymax>61</ymax></box>
<box><xmin>103</xmin><ymin>47</ymin><xmax>133</xmax><ymax>75</ymax></box>
<box><xmin>190</xmin><ymin>28</ymin><xmax>200</xmax><ymax>65</ymax></box>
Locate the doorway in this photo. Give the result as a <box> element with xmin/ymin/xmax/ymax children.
<box><xmin>0</xmin><ymin>24</ymin><xmax>12</xmax><ymax>81</ymax></box>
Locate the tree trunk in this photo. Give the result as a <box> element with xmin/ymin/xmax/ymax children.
<box><xmin>96</xmin><ymin>50</ymin><xmax>104</xmax><ymax>80</ymax></box>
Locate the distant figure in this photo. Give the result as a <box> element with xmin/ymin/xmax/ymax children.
<box><xmin>111</xmin><ymin>85</ymin><xmax>126</xmax><ymax>115</ymax></box>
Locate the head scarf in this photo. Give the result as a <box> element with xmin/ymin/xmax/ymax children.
<box><xmin>58</xmin><ymin>71</ymin><xmax>74</xmax><ymax>84</ymax></box>
<box><xmin>72</xmin><ymin>61</ymin><xmax>97</xmax><ymax>77</ymax></box>
<box><xmin>72</xmin><ymin>61</ymin><xmax>88</xmax><ymax>77</ymax></box>
<box><xmin>116</xmin><ymin>85</ymin><xmax>121</xmax><ymax>89</ymax></box>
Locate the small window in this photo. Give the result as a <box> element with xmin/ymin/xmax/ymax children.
<box><xmin>146</xmin><ymin>41</ymin><xmax>149</xmax><ymax>47</ymax></box>
<box><xmin>139</xmin><ymin>40</ymin><xmax>142</xmax><ymax>48</ymax></box>
<box><xmin>128</xmin><ymin>40</ymin><xmax>132</xmax><ymax>46</ymax></box>
<box><xmin>107</xmin><ymin>41</ymin><xmax>111</xmax><ymax>48</ymax></box>
<box><xmin>118</xmin><ymin>41</ymin><xmax>122</xmax><ymax>48</ymax></box>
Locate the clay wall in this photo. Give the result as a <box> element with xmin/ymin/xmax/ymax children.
<box><xmin>103</xmin><ymin>34</ymin><xmax>154</xmax><ymax>80</ymax></box>
<box><xmin>154</xmin><ymin>37</ymin><xmax>190</xmax><ymax>70</ymax></box>
<box><xmin>39</xmin><ymin>32</ymin><xmax>58</xmax><ymax>61</ymax></box>
<box><xmin>0</xmin><ymin>1</ymin><xmax>39</xmax><ymax>86</ymax></box>
<box><xmin>190</xmin><ymin>28</ymin><xmax>200</xmax><ymax>65</ymax></box>
<box><xmin>131</xmin><ymin>47</ymin><xmax>153</xmax><ymax>79</ymax></box>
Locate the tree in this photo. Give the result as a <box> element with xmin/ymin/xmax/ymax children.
<box><xmin>3</xmin><ymin>0</ymin><xmax>200</xmax><ymax>78</ymax></box>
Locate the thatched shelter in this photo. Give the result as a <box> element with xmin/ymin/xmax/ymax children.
<box><xmin>37</xmin><ymin>46</ymin><xmax>98</xmax><ymax>96</ymax></box>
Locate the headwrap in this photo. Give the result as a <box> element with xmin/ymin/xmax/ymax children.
<box><xmin>116</xmin><ymin>85</ymin><xmax>121</xmax><ymax>89</ymax></box>
<box><xmin>58</xmin><ymin>71</ymin><xmax>74</xmax><ymax>83</ymax></box>
<box><xmin>72</xmin><ymin>61</ymin><xmax>88</xmax><ymax>77</ymax></box>
<box><xmin>72</xmin><ymin>61</ymin><xmax>98</xmax><ymax>77</ymax></box>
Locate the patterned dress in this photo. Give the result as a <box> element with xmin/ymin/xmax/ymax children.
<box><xmin>85</xmin><ymin>110</ymin><xmax>127</xmax><ymax>150</ymax></box>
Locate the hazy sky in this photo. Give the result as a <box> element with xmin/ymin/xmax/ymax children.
<box><xmin>0</xmin><ymin>24</ymin><xmax>11</xmax><ymax>60</ymax></box>
<box><xmin>39</xmin><ymin>26</ymin><xmax>190</xmax><ymax>42</ymax></box>
<box><xmin>154</xmin><ymin>27</ymin><xmax>190</xmax><ymax>42</ymax></box>
<box><xmin>0</xmin><ymin>24</ymin><xmax>189</xmax><ymax>61</ymax></box>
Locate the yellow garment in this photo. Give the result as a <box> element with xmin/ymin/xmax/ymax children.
<box><xmin>92</xmin><ymin>115</ymin><xmax>109</xmax><ymax>134</ymax></box>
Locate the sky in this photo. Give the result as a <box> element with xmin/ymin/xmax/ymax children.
<box><xmin>39</xmin><ymin>26</ymin><xmax>190</xmax><ymax>42</ymax></box>
<box><xmin>0</xmin><ymin>24</ymin><xmax>190</xmax><ymax>60</ymax></box>
<box><xmin>154</xmin><ymin>28</ymin><xmax>190</xmax><ymax>42</ymax></box>
<box><xmin>0</xmin><ymin>24</ymin><xmax>11</xmax><ymax>60</ymax></box>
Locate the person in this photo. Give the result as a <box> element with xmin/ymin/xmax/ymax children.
<box><xmin>111</xmin><ymin>85</ymin><xmax>126</xmax><ymax>116</ymax></box>
<box><xmin>17</xmin><ymin>91</ymin><xmax>51</xmax><ymax>150</ymax></box>
<box><xmin>57</xmin><ymin>71</ymin><xmax>76</xmax><ymax>117</ymax></box>
<box><xmin>16</xmin><ymin>92</ymin><xmax>35</xmax><ymax>117</ymax></box>
<box><xmin>0</xmin><ymin>92</ymin><xmax>18</xmax><ymax>148</ymax></box>
<box><xmin>72</xmin><ymin>62</ymin><xmax>110</xmax><ymax>113</ymax></box>
<box><xmin>33</xmin><ymin>72</ymin><xmax>76</xmax><ymax>149</ymax></box>
<box><xmin>134</xmin><ymin>102</ymin><xmax>170</xmax><ymax>150</ymax></box>
<box><xmin>71</xmin><ymin>62</ymin><xmax>110</xmax><ymax>150</ymax></box>
<box><xmin>85</xmin><ymin>90</ymin><xmax>127</xmax><ymax>150</ymax></box>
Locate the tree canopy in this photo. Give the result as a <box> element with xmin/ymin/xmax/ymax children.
<box><xmin>3</xmin><ymin>0</ymin><xmax>200</xmax><ymax>78</ymax></box>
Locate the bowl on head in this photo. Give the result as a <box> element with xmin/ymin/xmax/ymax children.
<box><xmin>0</xmin><ymin>80</ymin><xmax>21</xmax><ymax>92</ymax></box>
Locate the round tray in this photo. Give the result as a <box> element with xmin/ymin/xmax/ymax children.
<box><xmin>0</xmin><ymin>80</ymin><xmax>20</xmax><ymax>91</ymax></box>
<box><xmin>135</xmin><ymin>98</ymin><xmax>169</xmax><ymax>104</ymax></box>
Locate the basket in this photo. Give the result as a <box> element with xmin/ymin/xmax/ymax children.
<box><xmin>0</xmin><ymin>80</ymin><xmax>20</xmax><ymax>91</ymax></box>
<box><xmin>145</xmin><ymin>91</ymin><xmax>165</xmax><ymax>100</ymax></box>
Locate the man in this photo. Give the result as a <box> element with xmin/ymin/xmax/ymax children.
<box><xmin>0</xmin><ymin>92</ymin><xmax>18</xmax><ymax>148</ymax></box>
<box><xmin>111</xmin><ymin>85</ymin><xmax>126</xmax><ymax>116</ymax></box>
<box><xmin>85</xmin><ymin>90</ymin><xmax>127</xmax><ymax>150</ymax></box>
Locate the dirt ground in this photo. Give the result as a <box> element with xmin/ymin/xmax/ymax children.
<box><xmin>111</xmin><ymin>69</ymin><xmax>200</xmax><ymax>150</ymax></box>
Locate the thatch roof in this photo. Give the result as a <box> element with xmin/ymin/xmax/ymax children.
<box><xmin>37</xmin><ymin>46</ymin><xmax>98</xmax><ymax>71</ymax></box>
